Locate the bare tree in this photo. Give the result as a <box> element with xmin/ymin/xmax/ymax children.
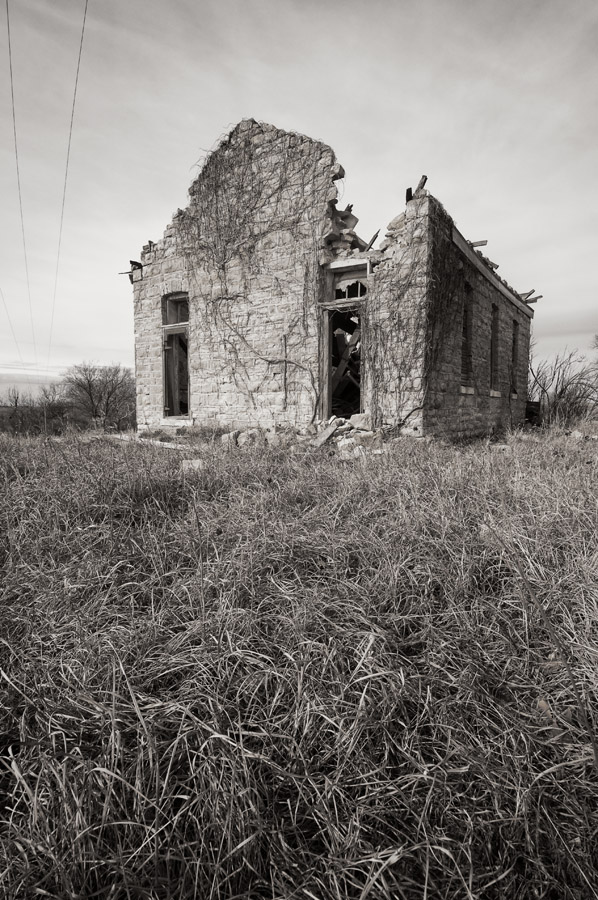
<box><xmin>0</xmin><ymin>387</ymin><xmax>39</xmax><ymax>433</ymax></box>
<box><xmin>62</xmin><ymin>363</ymin><xmax>135</xmax><ymax>430</ymax></box>
<box><xmin>38</xmin><ymin>383</ymin><xmax>70</xmax><ymax>434</ymax></box>
<box><xmin>529</xmin><ymin>350</ymin><xmax>598</xmax><ymax>426</ymax></box>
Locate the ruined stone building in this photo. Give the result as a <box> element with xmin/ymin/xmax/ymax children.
<box><xmin>131</xmin><ymin>119</ymin><xmax>535</xmax><ymax>439</ymax></box>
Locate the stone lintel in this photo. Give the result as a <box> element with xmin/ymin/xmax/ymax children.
<box><xmin>327</xmin><ymin>258</ymin><xmax>370</xmax><ymax>273</ymax></box>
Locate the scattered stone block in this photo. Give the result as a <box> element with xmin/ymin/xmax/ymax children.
<box><xmin>337</xmin><ymin>436</ymin><xmax>356</xmax><ymax>452</ymax></box>
<box><xmin>353</xmin><ymin>430</ymin><xmax>382</xmax><ymax>448</ymax></box>
<box><xmin>220</xmin><ymin>430</ymin><xmax>240</xmax><ymax>448</ymax></box>
<box><xmin>349</xmin><ymin>412</ymin><xmax>371</xmax><ymax>431</ymax></box>
<box><xmin>265</xmin><ymin>430</ymin><xmax>284</xmax><ymax>448</ymax></box>
<box><xmin>237</xmin><ymin>428</ymin><xmax>265</xmax><ymax>448</ymax></box>
<box><xmin>336</xmin><ymin>437</ymin><xmax>358</xmax><ymax>460</ymax></box>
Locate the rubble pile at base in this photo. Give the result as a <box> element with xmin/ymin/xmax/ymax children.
<box><xmin>218</xmin><ymin>413</ymin><xmax>391</xmax><ymax>460</ymax></box>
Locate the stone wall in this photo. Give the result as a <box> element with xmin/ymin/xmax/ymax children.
<box><xmin>363</xmin><ymin>195</ymin><xmax>431</xmax><ymax>435</ymax></box>
<box><xmin>422</xmin><ymin>198</ymin><xmax>533</xmax><ymax>439</ymax></box>
<box><xmin>133</xmin><ymin>119</ymin><xmax>343</xmax><ymax>431</ymax></box>
<box><xmin>133</xmin><ymin>121</ymin><xmax>534</xmax><ymax>440</ymax></box>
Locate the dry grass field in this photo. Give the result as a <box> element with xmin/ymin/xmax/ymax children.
<box><xmin>1</xmin><ymin>430</ymin><xmax>597</xmax><ymax>899</ymax></box>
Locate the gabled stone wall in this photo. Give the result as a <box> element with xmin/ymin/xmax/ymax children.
<box><xmin>133</xmin><ymin>120</ymin><xmax>343</xmax><ymax>431</ymax></box>
<box><xmin>133</xmin><ymin>121</ymin><xmax>534</xmax><ymax>440</ymax></box>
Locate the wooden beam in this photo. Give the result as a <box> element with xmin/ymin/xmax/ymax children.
<box><xmin>331</xmin><ymin>310</ymin><xmax>358</xmax><ymax>335</ymax></box>
<box><xmin>335</xmin><ymin>332</ymin><xmax>346</xmax><ymax>359</ymax></box>
<box><xmin>311</xmin><ymin>420</ymin><xmax>339</xmax><ymax>449</ymax></box>
<box><xmin>331</xmin><ymin>328</ymin><xmax>361</xmax><ymax>393</ymax></box>
<box><xmin>469</xmin><ymin>240</ymin><xmax>488</xmax><ymax>248</ymax></box>
<box><xmin>365</xmin><ymin>229</ymin><xmax>380</xmax><ymax>251</ymax></box>
<box><xmin>452</xmin><ymin>227</ymin><xmax>533</xmax><ymax>318</ymax></box>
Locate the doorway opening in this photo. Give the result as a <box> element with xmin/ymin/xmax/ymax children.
<box><xmin>328</xmin><ymin>307</ymin><xmax>361</xmax><ymax>417</ymax></box>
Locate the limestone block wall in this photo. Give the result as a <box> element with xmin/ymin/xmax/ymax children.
<box><xmin>133</xmin><ymin>120</ymin><xmax>343</xmax><ymax>431</ymax></box>
<box><xmin>364</xmin><ymin>195</ymin><xmax>431</xmax><ymax>434</ymax></box>
<box><xmin>422</xmin><ymin>199</ymin><xmax>533</xmax><ymax>439</ymax></box>
<box><xmin>133</xmin><ymin>120</ymin><xmax>535</xmax><ymax>440</ymax></box>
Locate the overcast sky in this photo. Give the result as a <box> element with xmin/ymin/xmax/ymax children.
<box><xmin>1</xmin><ymin>0</ymin><xmax>597</xmax><ymax>393</ymax></box>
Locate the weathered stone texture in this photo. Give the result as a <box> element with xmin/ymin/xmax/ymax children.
<box><xmin>365</xmin><ymin>195</ymin><xmax>430</xmax><ymax>435</ymax></box>
<box><xmin>132</xmin><ymin>120</ymin><xmax>534</xmax><ymax>441</ymax></box>
<box><xmin>421</xmin><ymin>199</ymin><xmax>532</xmax><ymax>439</ymax></box>
<box><xmin>134</xmin><ymin>119</ymin><xmax>341</xmax><ymax>431</ymax></box>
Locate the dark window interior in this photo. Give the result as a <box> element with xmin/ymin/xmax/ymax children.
<box><xmin>461</xmin><ymin>284</ymin><xmax>473</xmax><ymax>386</ymax></box>
<box><xmin>490</xmin><ymin>304</ymin><xmax>499</xmax><ymax>391</ymax></box>
<box><xmin>164</xmin><ymin>331</ymin><xmax>189</xmax><ymax>416</ymax></box>
<box><xmin>335</xmin><ymin>280</ymin><xmax>367</xmax><ymax>301</ymax></box>
<box><xmin>162</xmin><ymin>294</ymin><xmax>189</xmax><ymax>326</ymax></box>
<box><xmin>162</xmin><ymin>293</ymin><xmax>189</xmax><ymax>417</ymax></box>
<box><xmin>511</xmin><ymin>320</ymin><xmax>519</xmax><ymax>393</ymax></box>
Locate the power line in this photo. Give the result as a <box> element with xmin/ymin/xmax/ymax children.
<box><xmin>0</xmin><ymin>285</ymin><xmax>40</xmax><ymax>394</ymax></box>
<box><xmin>5</xmin><ymin>0</ymin><xmax>37</xmax><ymax>371</ymax></box>
<box><xmin>0</xmin><ymin>285</ymin><xmax>24</xmax><ymax>365</ymax></box>
<box><xmin>0</xmin><ymin>360</ymin><xmax>65</xmax><ymax>372</ymax></box>
<box><xmin>46</xmin><ymin>0</ymin><xmax>89</xmax><ymax>371</ymax></box>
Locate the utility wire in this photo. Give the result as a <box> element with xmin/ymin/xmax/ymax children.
<box><xmin>0</xmin><ymin>285</ymin><xmax>39</xmax><ymax>395</ymax></box>
<box><xmin>46</xmin><ymin>0</ymin><xmax>89</xmax><ymax>372</ymax></box>
<box><xmin>5</xmin><ymin>0</ymin><xmax>37</xmax><ymax>371</ymax></box>
<box><xmin>0</xmin><ymin>285</ymin><xmax>25</xmax><ymax>365</ymax></box>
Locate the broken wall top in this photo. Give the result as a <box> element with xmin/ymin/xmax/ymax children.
<box><xmin>367</xmin><ymin>189</ymin><xmax>534</xmax><ymax>317</ymax></box>
<box><xmin>138</xmin><ymin>121</ymin><xmax>537</xmax><ymax>317</ymax></box>
<box><xmin>142</xmin><ymin>119</ymin><xmax>347</xmax><ymax>268</ymax></box>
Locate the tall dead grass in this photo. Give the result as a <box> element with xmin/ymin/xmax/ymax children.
<box><xmin>0</xmin><ymin>431</ymin><xmax>597</xmax><ymax>898</ymax></box>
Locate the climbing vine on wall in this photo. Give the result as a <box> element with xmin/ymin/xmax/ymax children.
<box><xmin>364</xmin><ymin>197</ymin><xmax>462</xmax><ymax>431</ymax></box>
<box><xmin>161</xmin><ymin>123</ymin><xmax>463</xmax><ymax>431</ymax></box>
<box><xmin>172</xmin><ymin>122</ymin><xmax>338</xmax><ymax>420</ymax></box>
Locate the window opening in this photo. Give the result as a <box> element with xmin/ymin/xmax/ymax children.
<box><xmin>328</xmin><ymin>308</ymin><xmax>361</xmax><ymax>417</ymax></box>
<box><xmin>162</xmin><ymin>294</ymin><xmax>189</xmax><ymax>325</ymax></box>
<box><xmin>460</xmin><ymin>283</ymin><xmax>473</xmax><ymax>386</ymax></box>
<box><xmin>490</xmin><ymin>303</ymin><xmax>499</xmax><ymax>391</ymax></box>
<box><xmin>335</xmin><ymin>280</ymin><xmax>367</xmax><ymax>301</ymax></box>
<box><xmin>162</xmin><ymin>293</ymin><xmax>189</xmax><ymax>417</ymax></box>
<box><xmin>511</xmin><ymin>319</ymin><xmax>519</xmax><ymax>394</ymax></box>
